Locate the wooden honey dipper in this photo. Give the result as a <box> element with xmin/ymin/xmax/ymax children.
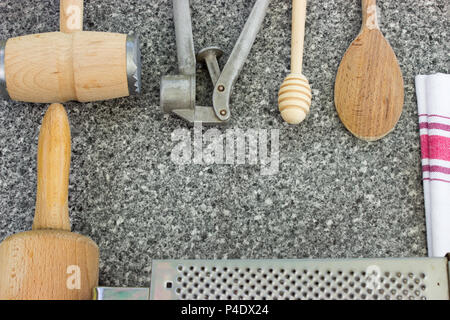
<box><xmin>278</xmin><ymin>0</ymin><xmax>312</xmax><ymax>125</ymax></box>
<box><xmin>0</xmin><ymin>104</ymin><xmax>99</xmax><ymax>300</ymax></box>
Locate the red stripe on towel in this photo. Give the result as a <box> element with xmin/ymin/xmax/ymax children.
<box><xmin>420</xmin><ymin>135</ymin><xmax>450</xmax><ymax>161</ymax></box>
<box><xmin>422</xmin><ymin>165</ymin><xmax>450</xmax><ymax>175</ymax></box>
<box><xmin>420</xmin><ymin>135</ymin><xmax>430</xmax><ymax>159</ymax></box>
<box><xmin>420</xmin><ymin>122</ymin><xmax>450</xmax><ymax>132</ymax></box>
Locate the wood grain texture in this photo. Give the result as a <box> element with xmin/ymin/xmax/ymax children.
<box><xmin>279</xmin><ymin>74</ymin><xmax>311</xmax><ymax>124</ymax></box>
<box><xmin>33</xmin><ymin>103</ymin><xmax>71</xmax><ymax>231</ymax></box>
<box><xmin>4</xmin><ymin>32</ymin><xmax>129</xmax><ymax>103</ymax></box>
<box><xmin>291</xmin><ymin>0</ymin><xmax>307</xmax><ymax>74</ymax></box>
<box><xmin>72</xmin><ymin>32</ymin><xmax>129</xmax><ymax>102</ymax></box>
<box><xmin>0</xmin><ymin>231</ymin><xmax>98</xmax><ymax>300</ymax></box>
<box><xmin>335</xmin><ymin>0</ymin><xmax>404</xmax><ymax>141</ymax></box>
<box><xmin>361</xmin><ymin>0</ymin><xmax>379</xmax><ymax>31</ymax></box>
<box><xmin>0</xmin><ymin>104</ymin><xmax>99</xmax><ymax>300</ymax></box>
<box><xmin>60</xmin><ymin>0</ymin><xmax>84</xmax><ymax>33</ymax></box>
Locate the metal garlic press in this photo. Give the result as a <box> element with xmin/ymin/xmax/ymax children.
<box><xmin>161</xmin><ymin>0</ymin><xmax>271</xmax><ymax>124</ymax></box>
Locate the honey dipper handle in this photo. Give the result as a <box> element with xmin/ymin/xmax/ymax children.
<box><xmin>362</xmin><ymin>0</ymin><xmax>379</xmax><ymax>30</ymax></box>
<box><xmin>291</xmin><ymin>0</ymin><xmax>307</xmax><ymax>74</ymax></box>
<box><xmin>33</xmin><ymin>104</ymin><xmax>71</xmax><ymax>231</ymax></box>
<box><xmin>60</xmin><ymin>0</ymin><xmax>84</xmax><ymax>33</ymax></box>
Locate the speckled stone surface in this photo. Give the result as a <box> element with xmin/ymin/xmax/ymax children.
<box><xmin>0</xmin><ymin>0</ymin><xmax>448</xmax><ymax>288</ymax></box>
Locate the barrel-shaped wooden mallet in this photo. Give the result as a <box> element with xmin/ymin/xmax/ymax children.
<box><xmin>0</xmin><ymin>104</ymin><xmax>99</xmax><ymax>300</ymax></box>
<box><xmin>0</xmin><ymin>0</ymin><xmax>141</xmax><ymax>103</ymax></box>
<box><xmin>278</xmin><ymin>0</ymin><xmax>312</xmax><ymax>125</ymax></box>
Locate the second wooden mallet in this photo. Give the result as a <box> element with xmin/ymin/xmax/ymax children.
<box><xmin>0</xmin><ymin>104</ymin><xmax>99</xmax><ymax>300</ymax></box>
<box><xmin>278</xmin><ymin>0</ymin><xmax>312</xmax><ymax>125</ymax></box>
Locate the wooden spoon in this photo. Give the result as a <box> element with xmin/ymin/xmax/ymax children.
<box><xmin>335</xmin><ymin>0</ymin><xmax>404</xmax><ymax>141</ymax></box>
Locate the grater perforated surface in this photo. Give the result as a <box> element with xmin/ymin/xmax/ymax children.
<box><xmin>150</xmin><ymin>258</ymin><xmax>449</xmax><ymax>300</ymax></box>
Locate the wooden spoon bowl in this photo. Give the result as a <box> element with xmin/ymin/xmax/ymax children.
<box><xmin>335</xmin><ymin>0</ymin><xmax>404</xmax><ymax>141</ymax></box>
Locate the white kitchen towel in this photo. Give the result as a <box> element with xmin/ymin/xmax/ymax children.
<box><xmin>416</xmin><ymin>73</ymin><xmax>450</xmax><ymax>257</ymax></box>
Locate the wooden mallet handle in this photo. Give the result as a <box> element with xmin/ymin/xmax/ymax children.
<box><xmin>60</xmin><ymin>0</ymin><xmax>84</xmax><ymax>33</ymax></box>
<box><xmin>43</xmin><ymin>1</ymin><xmax>81</xmax><ymax>220</ymax></box>
<box><xmin>32</xmin><ymin>103</ymin><xmax>71</xmax><ymax>231</ymax></box>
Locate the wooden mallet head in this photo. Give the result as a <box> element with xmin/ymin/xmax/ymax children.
<box><xmin>278</xmin><ymin>0</ymin><xmax>312</xmax><ymax>125</ymax></box>
<box><xmin>0</xmin><ymin>0</ymin><xmax>141</xmax><ymax>103</ymax></box>
<box><xmin>0</xmin><ymin>104</ymin><xmax>99</xmax><ymax>300</ymax></box>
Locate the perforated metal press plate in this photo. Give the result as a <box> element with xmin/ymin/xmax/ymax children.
<box><xmin>150</xmin><ymin>258</ymin><xmax>449</xmax><ymax>300</ymax></box>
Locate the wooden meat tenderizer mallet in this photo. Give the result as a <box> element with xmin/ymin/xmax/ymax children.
<box><xmin>0</xmin><ymin>0</ymin><xmax>141</xmax><ymax>103</ymax></box>
<box><xmin>278</xmin><ymin>0</ymin><xmax>312</xmax><ymax>125</ymax></box>
<box><xmin>335</xmin><ymin>0</ymin><xmax>404</xmax><ymax>141</ymax></box>
<box><xmin>0</xmin><ymin>104</ymin><xmax>99</xmax><ymax>300</ymax></box>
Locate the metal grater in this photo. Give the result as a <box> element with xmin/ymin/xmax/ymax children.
<box><xmin>95</xmin><ymin>257</ymin><xmax>450</xmax><ymax>300</ymax></box>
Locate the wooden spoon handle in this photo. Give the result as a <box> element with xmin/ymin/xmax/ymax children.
<box><xmin>362</xmin><ymin>0</ymin><xmax>379</xmax><ymax>30</ymax></box>
<box><xmin>291</xmin><ymin>0</ymin><xmax>307</xmax><ymax>74</ymax></box>
<box><xmin>33</xmin><ymin>104</ymin><xmax>71</xmax><ymax>231</ymax></box>
<box><xmin>60</xmin><ymin>0</ymin><xmax>84</xmax><ymax>33</ymax></box>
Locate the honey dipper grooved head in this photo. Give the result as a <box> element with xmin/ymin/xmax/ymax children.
<box><xmin>278</xmin><ymin>74</ymin><xmax>312</xmax><ymax>125</ymax></box>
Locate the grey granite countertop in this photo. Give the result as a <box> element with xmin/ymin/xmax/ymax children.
<box><xmin>0</xmin><ymin>0</ymin><xmax>448</xmax><ymax>288</ymax></box>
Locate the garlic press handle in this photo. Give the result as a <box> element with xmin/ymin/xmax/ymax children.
<box><xmin>212</xmin><ymin>0</ymin><xmax>271</xmax><ymax>121</ymax></box>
